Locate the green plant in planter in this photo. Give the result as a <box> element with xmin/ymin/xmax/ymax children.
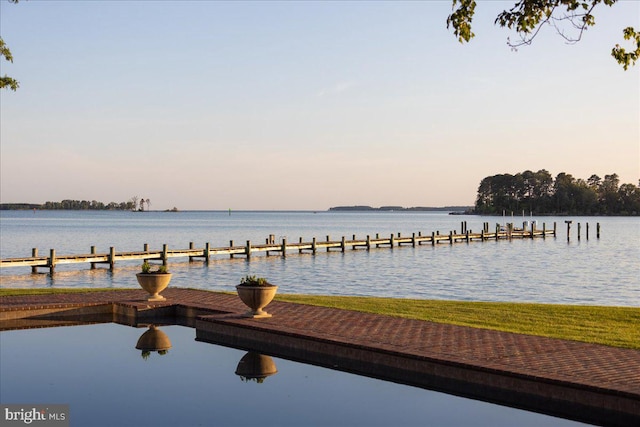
<box><xmin>140</xmin><ymin>261</ymin><xmax>169</xmax><ymax>274</ymax></box>
<box><xmin>239</xmin><ymin>275</ymin><xmax>272</xmax><ymax>286</ymax></box>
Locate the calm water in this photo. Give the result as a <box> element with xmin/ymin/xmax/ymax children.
<box><xmin>1</xmin><ymin>210</ymin><xmax>638</xmax><ymax>306</ymax></box>
<box><xmin>0</xmin><ymin>323</ymin><xmax>585</xmax><ymax>427</ymax></box>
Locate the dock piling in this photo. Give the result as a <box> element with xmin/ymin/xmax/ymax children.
<box><xmin>109</xmin><ymin>247</ymin><xmax>115</xmax><ymax>270</ymax></box>
<box><xmin>31</xmin><ymin>248</ymin><xmax>38</xmax><ymax>274</ymax></box>
<box><xmin>49</xmin><ymin>249</ymin><xmax>56</xmax><ymax>275</ymax></box>
<box><xmin>90</xmin><ymin>246</ymin><xmax>97</xmax><ymax>269</ymax></box>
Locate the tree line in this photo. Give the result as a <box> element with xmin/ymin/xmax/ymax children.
<box><xmin>1</xmin><ymin>197</ymin><xmax>149</xmax><ymax>211</ymax></box>
<box><xmin>40</xmin><ymin>199</ymin><xmax>138</xmax><ymax>211</ymax></box>
<box><xmin>474</xmin><ymin>170</ymin><xmax>640</xmax><ymax>215</ymax></box>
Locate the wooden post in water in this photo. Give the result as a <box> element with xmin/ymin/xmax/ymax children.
<box><xmin>49</xmin><ymin>249</ymin><xmax>56</xmax><ymax>275</ymax></box>
<box><xmin>341</xmin><ymin>236</ymin><xmax>346</xmax><ymax>252</ymax></box>
<box><xmin>542</xmin><ymin>223</ymin><xmax>546</xmax><ymax>239</ymax></box>
<box><xmin>31</xmin><ymin>248</ymin><xmax>38</xmax><ymax>273</ymax></box>
<box><xmin>390</xmin><ymin>233</ymin><xmax>395</xmax><ymax>248</ymax></box>
<box><xmin>245</xmin><ymin>240</ymin><xmax>251</xmax><ymax>260</ymax></box>
<box><xmin>281</xmin><ymin>238</ymin><xmax>287</xmax><ymax>257</ymax></box>
<box><xmin>577</xmin><ymin>223</ymin><xmax>581</xmax><ymax>240</ymax></box>
<box><xmin>326</xmin><ymin>235</ymin><xmax>331</xmax><ymax>252</ymax></box>
<box><xmin>597</xmin><ymin>223</ymin><xmax>600</xmax><ymax>239</ymax></box>
<box><xmin>144</xmin><ymin>243</ymin><xmax>149</xmax><ymax>252</ymax></box>
<box><xmin>565</xmin><ymin>221</ymin><xmax>572</xmax><ymax>242</ymax></box>
<box><xmin>229</xmin><ymin>240</ymin><xmax>234</xmax><ymax>259</ymax></box>
<box><xmin>366</xmin><ymin>235</ymin><xmax>371</xmax><ymax>250</ymax></box>
<box><xmin>553</xmin><ymin>222</ymin><xmax>557</xmax><ymax>237</ymax></box>
<box><xmin>449</xmin><ymin>231</ymin><xmax>453</xmax><ymax>245</ymax></box>
<box><xmin>90</xmin><ymin>246</ymin><xmax>97</xmax><ymax>269</ymax></box>
<box><xmin>162</xmin><ymin>244</ymin><xmax>168</xmax><ymax>266</ymax></box>
<box><xmin>189</xmin><ymin>242</ymin><xmax>195</xmax><ymax>262</ymax></box>
<box><xmin>412</xmin><ymin>232</ymin><xmax>416</xmax><ymax>247</ymax></box>
<box><xmin>431</xmin><ymin>231</ymin><xmax>436</xmax><ymax>246</ymax></box>
<box><xmin>312</xmin><ymin>237</ymin><xmax>317</xmax><ymax>254</ymax></box>
<box><xmin>586</xmin><ymin>223</ymin><xmax>589</xmax><ymax>240</ymax></box>
<box><xmin>204</xmin><ymin>242</ymin><xmax>210</xmax><ymax>264</ymax></box>
<box><xmin>109</xmin><ymin>247</ymin><xmax>116</xmax><ymax>270</ymax></box>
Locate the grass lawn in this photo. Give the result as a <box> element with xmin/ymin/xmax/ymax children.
<box><xmin>1</xmin><ymin>287</ymin><xmax>638</xmax><ymax>349</ymax></box>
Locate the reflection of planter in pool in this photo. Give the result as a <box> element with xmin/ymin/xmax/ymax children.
<box><xmin>235</xmin><ymin>352</ymin><xmax>278</xmax><ymax>383</ymax></box>
<box><xmin>135</xmin><ymin>325</ymin><xmax>172</xmax><ymax>360</ymax></box>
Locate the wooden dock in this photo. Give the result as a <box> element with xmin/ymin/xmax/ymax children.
<box><xmin>0</xmin><ymin>221</ymin><xmax>573</xmax><ymax>275</ymax></box>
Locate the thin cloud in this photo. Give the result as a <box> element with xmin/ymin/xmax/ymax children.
<box><xmin>316</xmin><ymin>81</ymin><xmax>355</xmax><ymax>98</ymax></box>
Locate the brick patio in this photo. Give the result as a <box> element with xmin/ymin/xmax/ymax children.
<box><xmin>1</xmin><ymin>288</ymin><xmax>638</xmax><ymax>426</ymax></box>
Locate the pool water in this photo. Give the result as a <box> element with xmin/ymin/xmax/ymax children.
<box><xmin>0</xmin><ymin>323</ymin><xmax>587</xmax><ymax>427</ymax></box>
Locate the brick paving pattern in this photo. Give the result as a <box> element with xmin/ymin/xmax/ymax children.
<box><xmin>1</xmin><ymin>287</ymin><xmax>639</xmax><ymax>425</ymax></box>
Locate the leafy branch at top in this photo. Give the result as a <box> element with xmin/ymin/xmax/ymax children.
<box><xmin>447</xmin><ymin>0</ymin><xmax>638</xmax><ymax>70</ymax></box>
<box><xmin>0</xmin><ymin>38</ymin><xmax>19</xmax><ymax>91</ymax></box>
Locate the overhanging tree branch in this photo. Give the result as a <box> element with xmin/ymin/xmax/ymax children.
<box><xmin>448</xmin><ymin>0</ymin><xmax>638</xmax><ymax>70</ymax></box>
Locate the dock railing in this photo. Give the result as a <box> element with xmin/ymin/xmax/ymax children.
<box><xmin>0</xmin><ymin>221</ymin><xmax>595</xmax><ymax>276</ymax></box>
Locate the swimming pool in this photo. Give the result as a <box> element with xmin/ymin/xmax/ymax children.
<box><xmin>0</xmin><ymin>322</ymin><xmax>586</xmax><ymax>426</ymax></box>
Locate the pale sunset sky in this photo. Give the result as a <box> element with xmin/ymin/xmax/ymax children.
<box><xmin>1</xmin><ymin>1</ymin><xmax>638</xmax><ymax>211</ymax></box>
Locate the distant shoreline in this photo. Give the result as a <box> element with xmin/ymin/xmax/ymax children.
<box><xmin>328</xmin><ymin>205</ymin><xmax>473</xmax><ymax>213</ymax></box>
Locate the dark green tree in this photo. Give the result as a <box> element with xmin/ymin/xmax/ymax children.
<box><xmin>600</xmin><ymin>173</ymin><xmax>621</xmax><ymax>214</ymax></box>
<box><xmin>475</xmin><ymin>170</ymin><xmax>638</xmax><ymax>215</ymax></box>
<box><xmin>618</xmin><ymin>182</ymin><xmax>640</xmax><ymax>215</ymax></box>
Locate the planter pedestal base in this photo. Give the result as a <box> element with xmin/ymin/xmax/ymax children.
<box><xmin>243</xmin><ymin>310</ymin><xmax>272</xmax><ymax>319</ymax></box>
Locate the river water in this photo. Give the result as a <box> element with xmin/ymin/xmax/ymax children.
<box><xmin>0</xmin><ymin>210</ymin><xmax>638</xmax><ymax>306</ymax></box>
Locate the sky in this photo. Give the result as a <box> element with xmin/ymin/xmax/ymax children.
<box><xmin>1</xmin><ymin>1</ymin><xmax>638</xmax><ymax>211</ymax></box>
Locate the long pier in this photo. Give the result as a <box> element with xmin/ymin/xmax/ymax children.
<box><xmin>0</xmin><ymin>221</ymin><xmax>589</xmax><ymax>276</ymax></box>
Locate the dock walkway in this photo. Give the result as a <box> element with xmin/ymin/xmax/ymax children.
<box><xmin>0</xmin><ymin>222</ymin><xmax>558</xmax><ymax>274</ymax></box>
<box><xmin>0</xmin><ymin>288</ymin><xmax>636</xmax><ymax>427</ymax></box>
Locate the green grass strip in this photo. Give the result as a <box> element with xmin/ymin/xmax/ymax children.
<box><xmin>274</xmin><ymin>294</ymin><xmax>640</xmax><ymax>350</ymax></box>
<box><xmin>1</xmin><ymin>288</ymin><xmax>638</xmax><ymax>349</ymax></box>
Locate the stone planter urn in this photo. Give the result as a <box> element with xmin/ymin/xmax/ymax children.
<box><xmin>236</xmin><ymin>275</ymin><xmax>278</xmax><ymax>318</ymax></box>
<box><xmin>136</xmin><ymin>273</ymin><xmax>172</xmax><ymax>301</ymax></box>
<box><xmin>235</xmin><ymin>352</ymin><xmax>278</xmax><ymax>383</ymax></box>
